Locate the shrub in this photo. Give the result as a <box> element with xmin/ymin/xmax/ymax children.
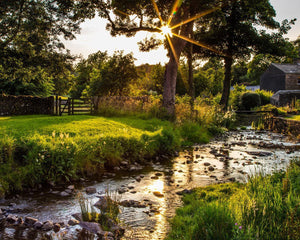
<box><xmin>230</xmin><ymin>85</ymin><xmax>247</xmax><ymax>110</ymax></box>
<box><xmin>240</xmin><ymin>92</ymin><xmax>261</xmax><ymax>110</ymax></box>
<box><xmin>255</xmin><ymin>89</ymin><xmax>273</xmax><ymax>105</ymax></box>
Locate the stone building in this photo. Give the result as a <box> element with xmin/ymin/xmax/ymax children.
<box><xmin>260</xmin><ymin>61</ymin><xmax>300</xmax><ymax>93</ymax></box>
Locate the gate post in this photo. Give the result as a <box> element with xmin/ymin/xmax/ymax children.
<box><xmin>59</xmin><ymin>97</ymin><xmax>62</xmax><ymax>116</ymax></box>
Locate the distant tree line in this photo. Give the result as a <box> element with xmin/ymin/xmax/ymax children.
<box><xmin>0</xmin><ymin>0</ymin><xmax>299</xmax><ymax>116</ymax></box>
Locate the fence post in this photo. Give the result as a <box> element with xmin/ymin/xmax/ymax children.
<box><xmin>68</xmin><ymin>98</ymin><xmax>70</xmax><ymax>115</ymax></box>
<box><xmin>55</xmin><ymin>95</ymin><xmax>58</xmax><ymax>115</ymax></box>
<box><xmin>59</xmin><ymin>97</ymin><xmax>62</xmax><ymax>116</ymax></box>
<box><xmin>72</xmin><ymin>98</ymin><xmax>74</xmax><ymax>115</ymax></box>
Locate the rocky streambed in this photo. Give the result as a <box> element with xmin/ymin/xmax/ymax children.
<box><xmin>0</xmin><ymin>129</ymin><xmax>299</xmax><ymax>240</ymax></box>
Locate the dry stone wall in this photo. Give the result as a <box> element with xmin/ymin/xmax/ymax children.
<box><xmin>0</xmin><ymin>94</ymin><xmax>54</xmax><ymax>116</ymax></box>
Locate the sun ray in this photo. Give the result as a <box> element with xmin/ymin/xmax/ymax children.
<box><xmin>166</xmin><ymin>35</ymin><xmax>179</xmax><ymax>64</ymax></box>
<box><xmin>167</xmin><ymin>0</ymin><xmax>183</xmax><ymax>26</ymax></box>
<box><xmin>171</xmin><ymin>6</ymin><xmax>220</xmax><ymax>30</ymax></box>
<box><xmin>172</xmin><ymin>32</ymin><xmax>228</xmax><ymax>57</ymax></box>
<box><xmin>151</xmin><ymin>0</ymin><xmax>163</xmax><ymax>24</ymax></box>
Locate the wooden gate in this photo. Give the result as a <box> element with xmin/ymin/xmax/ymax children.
<box><xmin>55</xmin><ymin>96</ymin><xmax>94</xmax><ymax>116</ymax></box>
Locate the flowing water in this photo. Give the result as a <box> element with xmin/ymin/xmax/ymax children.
<box><xmin>0</xmin><ymin>129</ymin><xmax>299</xmax><ymax>240</ymax></box>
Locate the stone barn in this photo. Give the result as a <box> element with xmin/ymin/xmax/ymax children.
<box><xmin>260</xmin><ymin>62</ymin><xmax>300</xmax><ymax>93</ymax></box>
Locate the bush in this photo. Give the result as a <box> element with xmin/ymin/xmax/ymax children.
<box><xmin>240</xmin><ymin>92</ymin><xmax>261</xmax><ymax>110</ymax></box>
<box><xmin>255</xmin><ymin>89</ymin><xmax>273</xmax><ymax>105</ymax></box>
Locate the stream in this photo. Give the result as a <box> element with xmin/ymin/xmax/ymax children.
<box><xmin>0</xmin><ymin>129</ymin><xmax>299</xmax><ymax>240</ymax></box>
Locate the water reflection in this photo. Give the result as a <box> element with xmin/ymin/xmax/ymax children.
<box><xmin>1</xmin><ymin>130</ymin><xmax>299</xmax><ymax>240</ymax></box>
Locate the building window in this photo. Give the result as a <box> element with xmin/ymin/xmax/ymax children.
<box><xmin>298</xmin><ymin>78</ymin><xmax>300</xmax><ymax>85</ymax></box>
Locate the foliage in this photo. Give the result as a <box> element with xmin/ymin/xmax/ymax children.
<box><xmin>255</xmin><ymin>89</ymin><xmax>273</xmax><ymax>106</ymax></box>
<box><xmin>88</xmin><ymin>51</ymin><xmax>137</xmax><ymax>96</ymax></box>
<box><xmin>78</xmin><ymin>190</ymin><xmax>120</xmax><ymax>231</ymax></box>
<box><xmin>0</xmin><ymin>0</ymin><xmax>90</xmax><ymax>96</ymax></box>
<box><xmin>167</xmin><ymin>159</ymin><xmax>300</xmax><ymax>240</ymax></box>
<box><xmin>229</xmin><ymin>85</ymin><xmax>248</xmax><ymax>110</ymax></box>
<box><xmin>194</xmin><ymin>58</ymin><xmax>224</xmax><ymax>96</ymax></box>
<box><xmin>240</xmin><ymin>92</ymin><xmax>261</xmax><ymax>110</ymax></box>
<box><xmin>193</xmin><ymin>0</ymin><xmax>296</xmax><ymax>108</ymax></box>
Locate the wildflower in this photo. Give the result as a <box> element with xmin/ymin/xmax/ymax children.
<box><xmin>235</xmin><ymin>223</ymin><xmax>238</xmax><ymax>226</ymax></box>
<box><xmin>239</xmin><ymin>226</ymin><xmax>242</xmax><ymax>230</ymax></box>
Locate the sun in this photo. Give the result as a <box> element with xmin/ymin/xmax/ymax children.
<box><xmin>160</xmin><ymin>25</ymin><xmax>172</xmax><ymax>36</ymax></box>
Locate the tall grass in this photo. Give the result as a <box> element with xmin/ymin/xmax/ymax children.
<box><xmin>166</xmin><ymin>159</ymin><xmax>300</xmax><ymax>240</ymax></box>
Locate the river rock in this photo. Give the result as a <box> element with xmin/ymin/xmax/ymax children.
<box><xmin>246</xmin><ymin>151</ymin><xmax>272</xmax><ymax>157</ymax></box>
<box><xmin>72</xmin><ymin>213</ymin><xmax>83</xmax><ymax>222</ymax></box>
<box><xmin>151</xmin><ymin>176</ymin><xmax>159</xmax><ymax>179</ymax></box>
<box><xmin>79</xmin><ymin>221</ymin><xmax>101</xmax><ymax>234</ymax></box>
<box><xmin>25</xmin><ymin>216</ymin><xmax>38</xmax><ymax>226</ymax></box>
<box><xmin>68</xmin><ymin>219</ymin><xmax>79</xmax><ymax>226</ymax></box>
<box><xmin>6</xmin><ymin>214</ymin><xmax>18</xmax><ymax>224</ymax></box>
<box><xmin>97</xmin><ymin>230</ymin><xmax>114</xmax><ymax>239</ymax></box>
<box><xmin>153</xmin><ymin>191</ymin><xmax>164</xmax><ymax>198</ymax></box>
<box><xmin>67</xmin><ymin>185</ymin><xmax>75</xmax><ymax>190</ymax></box>
<box><xmin>208</xmin><ymin>166</ymin><xmax>215</xmax><ymax>171</ymax></box>
<box><xmin>117</xmin><ymin>188</ymin><xmax>126</xmax><ymax>194</ymax></box>
<box><xmin>85</xmin><ymin>187</ymin><xmax>97</xmax><ymax>194</ymax></box>
<box><xmin>60</xmin><ymin>191</ymin><xmax>70</xmax><ymax>197</ymax></box>
<box><xmin>120</xmin><ymin>200</ymin><xmax>146</xmax><ymax>208</ymax></box>
<box><xmin>94</xmin><ymin>196</ymin><xmax>117</xmax><ymax>212</ymax></box>
<box><xmin>33</xmin><ymin>221</ymin><xmax>43</xmax><ymax>229</ymax></box>
<box><xmin>176</xmin><ymin>189</ymin><xmax>192</xmax><ymax>195</ymax></box>
<box><xmin>53</xmin><ymin>223</ymin><xmax>61</xmax><ymax>232</ymax></box>
<box><xmin>42</xmin><ymin>220</ymin><xmax>54</xmax><ymax>231</ymax></box>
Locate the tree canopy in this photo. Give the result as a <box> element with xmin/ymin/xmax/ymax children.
<box><xmin>0</xmin><ymin>0</ymin><xmax>94</xmax><ymax>96</ymax></box>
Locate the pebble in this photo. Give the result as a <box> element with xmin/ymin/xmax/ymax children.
<box><xmin>53</xmin><ymin>223</ymin><xmax>61</xmax><ymax>232</ymax></box>
<box><xmin>33</xmin><ymin>221</ymin><xmax>43</xmax><ymax>229</ymax></box>
<box><xmin>68</xmin><ymin>219</ymin><xmax>79</xmax><ymax>226</ymax></box>
<box><xmin>25</xmin><ymin>216</ymin><xmax>38</xmax><ymax>226</ymax></box>
<box><xmin>42</xmin><ymin>220</ymin><xmax>53</xmax><ymax>231</ymax></box>
<box><xmin>85</xmin><ymin>187</ymin><xmax>97</xmax><ymax>194</ymax></box>
<box><xmin>153</xmin><ymin>191</ymin><xmax>164</xmax><ymax>198</ymax></box>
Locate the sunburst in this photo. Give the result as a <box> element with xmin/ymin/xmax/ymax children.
<box><xmin>151</xmin><ymin>0</ymin><xmax>226</xmax><ymax>63</ymax></box>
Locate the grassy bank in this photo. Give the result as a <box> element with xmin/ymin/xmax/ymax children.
<box><xmin>286</xmin><ymin>115</ymin><xmax>300</xmax><ymax>121</ymax></box>
<box><xmin>166</xmin><ymin>160</ymin><xmax>300</xmax><ymax>240</ymax></box>
<box><xmin>0</xmin><ymin>115</ymin><xmax>212</xmax><ymax>196</ymax></box>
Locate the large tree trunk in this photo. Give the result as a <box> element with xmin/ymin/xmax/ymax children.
<box><xmin>162</xmin><ymin>19</ymin><xmax>193</xmax><ymax>118</ymax></box>
<box><xmin>187</xmin><ymin>42</ymin><xmax>195</xmax><ymax>105</ymax></box>
<box><xmin>163</xmin><ymin>54</ymin><xmax>179</xmax><ymax>117</ymax></box>
<box><xmin>219</xmin><ymin>56</ymin><xmax>233</xmax><ymax>109</ymax></box>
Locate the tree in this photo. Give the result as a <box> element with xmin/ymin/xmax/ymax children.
<box><xmin>193</xmin><ymin>0</ymin><xmax>296</xmax><ymax>108</ymax></box>
<box><xmin>72</xmin><ymin>51</ymin><xmax>137</xmax><ymax>98</ymax></box>
<box><xmin>96</xmin><ymin>0</ymin><xmax>222</xmax><ymax>117</ymax></box>
<box><xmin>0</xmin><ymin>0</ymin><xmax>94</xmax><ymax>96</ymax></box>
<box><xmin>70</xmin><ymin>51</ymin><xmax>108</xmax><ymax>98</ymax></box>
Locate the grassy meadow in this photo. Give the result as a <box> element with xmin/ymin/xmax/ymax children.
<box><xmin>166</xmin><ymin>160</ymin><xmax>300</xmax><ymax>240</ymax></box>
<box><xmin>0</xmin><ymin>114</ymin><xmax>213</xmax><ymax>196</ymax></box>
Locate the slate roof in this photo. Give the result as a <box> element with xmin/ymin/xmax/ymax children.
<box><xmin>272</xmin><ymin>63</ymin><xmax>300</xmax><ymax>74</ymax></box>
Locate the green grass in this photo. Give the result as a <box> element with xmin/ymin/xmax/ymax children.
<box><xmin>0</xmin><ymin>115</ymin><xmax>181</xmax><ymax>195</ymax></box>
<box><xmin>166</xmin><ymin>160</ymin><xmax>300</xmax><ymax>240</ymax></box>
<box><xmin>286</xmin><ymin>115</ymin><xmax>300</xmax><ymax>121</ymax></box>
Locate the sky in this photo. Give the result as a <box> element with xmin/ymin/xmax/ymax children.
<box><xmin>63</xmin><ymin>0</ymin><xmax>300</xmax><ymax>66</ymax></box>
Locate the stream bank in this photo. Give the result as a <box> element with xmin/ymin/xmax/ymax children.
<box><xmin>0</xmin><ymin>129</ymin><xmax>299</xmax><ymax>239</ymax></box>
